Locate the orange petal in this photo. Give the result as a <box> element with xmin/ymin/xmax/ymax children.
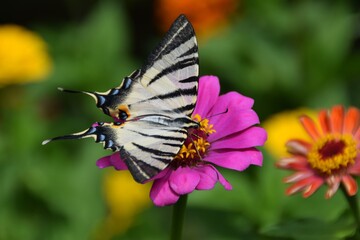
<box><xmin>318</xmin><ymin>110</ymin><xmax>330</xmax><ymax>135</ymax></box>
<box><xmin>330</xmin><ymin>105</ymin><xmax>344</xmax><ymax>134</ymax></box>
<box><xmin>325</xmin><ymin>175</ymin><xmax>341</xmax><ymax>199</ymax></box>
<box><xmin>300</xmin><ymin>115</ymin><xmax>320</xmax><ymax>140</ymax></box>
<box><xmin>342</xmin><ymin>175</ymin><xmax>358</xmax><ymax>196</ymax></box>
<box><xmin>286</xmin><ymin>139</ymin><xmax>311</xmax><ymax>156</ymax></box>
<box><xmin>343</xmin><ymin>107</ymin><xmax>360</xmax><ymax>134</ymax></box>
<box><xmin>286</xmin><ymin>177</ymin><xmax>317</xmax><ymax>196</ymax></box>
<box><xmin>276</xmin><ymin>156</ymin><xmax>308</xmax><ymax>171</ymax></box>
<box><xmin>284</xmin><ymin>171</ymin><xmax>313</xmax><ymax>183</ymax></box>
<box><xmin>303</xmin><ymin>178</ymin><xmax>323</xmax><ymax>198</ymax></box>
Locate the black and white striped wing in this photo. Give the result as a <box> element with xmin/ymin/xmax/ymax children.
<box><xmin>137</xmin><ymin>14</ymin><xmax>199</xmax><ymax>116</ymax></box>
<box><xmin>43</xmin><ymin>15</ymin><xmax>200</xmax><ymax>183</ymax></box>
<box><xmin>70</xmin><ymin>15</ymin><xmax>199</xmax><ymax>121</ymax></box>
<box><xmin>42</xmin><ymin>118</ymin><xmax>188</xmax><ymax>183</ymax></box>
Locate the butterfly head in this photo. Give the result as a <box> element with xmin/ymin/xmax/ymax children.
<box><xmin>92</xmin><ymin>76</ymin><xmax>134</xmax><ymax>120</ymax></box>
<box><xmin>91</xmin><ymin>90</ymin><xmax>130</xmax><ymax>121</ymax></box>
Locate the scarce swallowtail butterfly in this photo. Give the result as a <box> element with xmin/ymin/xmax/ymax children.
<box><xmin>43</xmin><ymin>15</ymin><xmax>200</xmax><ymax>183</ymax></box>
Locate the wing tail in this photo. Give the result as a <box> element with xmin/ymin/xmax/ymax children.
<box><xmin>42</xmin><ymin>127</ymin><xmax>98</xmax><ymax>145</ymax></box>
<box><xmin>58</xmin><ymin>87</ymin><xmax>112</xmax><ymax>110</ymax></box>
<box><xmin>42</xmin><ymin>123</ymin><xmax>120</xmax><ymax>151</ymax></box>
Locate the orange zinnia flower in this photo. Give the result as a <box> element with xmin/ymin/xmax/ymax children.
<box><xmin>276</xmin><ymin>105</ymin><xmax>360</xmax><ymax>198</ymax></box>
<box><xmin>155</xmin><ymin>0</ymin><xmax>238</xmax><ymax>38</ymax></box>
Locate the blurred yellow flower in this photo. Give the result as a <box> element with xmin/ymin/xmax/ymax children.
<box><xmin>0</xmin><ymin>25</ymin><xmax>52</xmax><ymax>86</ymax></box>
<box><xmin>96</xmin><ymin>169</ymin><xmax>151</xmax><ymax>239</ymax></box>
<box><xmin>154</xmin><ymin>0</ymin><xmax>238</xmax><ymax>39</ymax></box>
<box><xmin>263</xmin><ymin>108</ymin><xmax>317</xmax><ymax>159</ymax></box>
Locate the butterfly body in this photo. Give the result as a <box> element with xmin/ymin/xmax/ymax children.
<box><xmin>44</xmin><ymin>15</ymin><xmax>199</xmax><ymax>183</ymax></box>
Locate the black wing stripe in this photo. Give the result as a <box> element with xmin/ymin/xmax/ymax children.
<box><xmin>121</xmin><ymin>149</ymin><xmax>159</xmax><ymax>183</ymax></box>
<box><xmin>145</xmin><ymin>15</ymin><xmax>195</xmax><ymax>67</ymax></box>
<box><xmin>163</xmin><ymin>142</ymin><xmax>182</xmax><ymax>147</ymax></box>
<box><xmin>140</xmin><ymin>86</ymin><xmax>197</xmax><ymax>103</ymax></box>
<box><xmin>179</xmin><ymin>76</ymin><xmax>198</xmax><ymax>83</ymax></box>
<box><xmin>157</xmin><ymin>85</ymin><xmax>197</xmax><ymax>99</ymax></box>
<box><xmin>132</xmin><ymin>143</ymin><xmax>175</xmax><ymax>157</ymax></box>
<box><xmin>128</xmin><ymin>130</ymin><xmax>185</xmax><ymax>142</ymax></box>
<box><xmin>177</xmin><ymin>45</ymin><xmax>198</xmax><ymax>59</ymax></box>
<box><xmin>165</xmin><ymin>128</ymin><xmax>189</xmax><ymax>134</ymax></box>
<box><xmin>166</xmin><ymin>103</ymin><xmax>196</xmax><ymax>114</ymax></box>
<box><xmin>151</xmin><ymin>29</ymin><xmax>194</xmax><ymax>63</ymax></box>
<box><xmin>147</xmin><ymin>58</ymin><xmax>198</xmax><ymax>86</ymax></box>
<box><xmin>152</xmin><ymin>156</ymin><xmax>173</xmax><ymax>164</ymax></box>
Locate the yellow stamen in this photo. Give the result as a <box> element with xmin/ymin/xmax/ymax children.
<box><xmin>308</xmin><ymin>134</ymin><xmax>358</xmax><ymax>174</ymax></box>
<box><xmin>194</xmin><ymin>138</ymin><xmax>210</xmax><ymax>154</ymax></box>
<box><xmin>173</xmin><ymin>114</ymin><xmax>215</xmax><ymax>163</ymax></box>
<box><xmin>175</xmin><ymin>143</ymin><xmax>197</xmax><ymax>160</ymax></box>
<box><xmin>193</xmin><ymin>114</ymin><xmax>216</xmax><ymax>134</ymax></box>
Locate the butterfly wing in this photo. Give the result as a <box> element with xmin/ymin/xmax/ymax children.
<box><xmin>69</xmin><ymin>15</ymin><xmax>199</xmax><ymax>121</ymax></box>
<box><xmin>137</xmin><ymin>14</ymin><xmax>199</xmax><ymax>116</ymax></box>
<box><xmin>44</xmin><ymin>15</ymin><xmax>200</xmax><ymax>182</ymax></box>
<box><xmin>43</xmin><ymin>116</ymin><xmax>189</xmax><ymax>183</ymax></box>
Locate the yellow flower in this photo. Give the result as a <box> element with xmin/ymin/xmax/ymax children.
<box><xmin>263</xmin><ymin>108</ymin><xmax>317</xmax><ymax>159</ymax></box>
<box><xmin>154</xmin><ymin>0</ymin><xmax>238</xmax><ymax>39</ymax></box>
<box><xmin>0</xmin><ymin>25</ymin><xmax>52</xmax><ymax>86</ymax></box>
<box><xmin>96</xmin><ymin>169</ymin><xmax>151</xmax><ymax>239</ymax></box>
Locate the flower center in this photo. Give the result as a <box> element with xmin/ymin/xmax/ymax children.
<box><xmin>170</xmin><ymin>114</ymin><xmax>216</xmax><ymax>169</ymax></box>
<box><xmin>308</xmin><ymin>134</ymin><xmax>358</xmax><ymax>175</ymax></box>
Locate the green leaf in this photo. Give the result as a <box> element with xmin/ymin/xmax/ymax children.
<box><xmin>261</xmin><ymin>216</ymin><xmax>355</xmax><ymax>240</ymax></box>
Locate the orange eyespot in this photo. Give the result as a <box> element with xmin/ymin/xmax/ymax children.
<box><xmin>117</xmin><ymin>105</ymin><xmax>131</xmax><ymax>120</ymax></box>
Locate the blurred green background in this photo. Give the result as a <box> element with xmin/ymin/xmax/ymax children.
<box><xmin>1</xmin><ymin>0</ymin><xmax>360</xmax><ymax>239</ymax></box>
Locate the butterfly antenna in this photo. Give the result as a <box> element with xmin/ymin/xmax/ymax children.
<box><xmin>190</xmin><ymin>132</ymin><xmax>201</xmax><ymax>139</ymax></box>
<box><xmin>203</xmin><ymin>108</ymin><xmax>229</xmax><ymax>121</ymax></box>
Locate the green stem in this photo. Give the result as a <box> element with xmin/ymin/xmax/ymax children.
<box><xmin>341</xmin><ymin>184</ymin><xmax>360</xmax><ymax>237</ymax></box>
<box><xmin>170</xmin><ymin>194</ymin><xmax>188</xmax><ymax>240</ymax></box>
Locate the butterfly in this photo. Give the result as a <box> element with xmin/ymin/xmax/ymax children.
<box><xmin>43</xmin><ymin>15</ymin><xmax>200</xmax><ymax>183</ymax></box>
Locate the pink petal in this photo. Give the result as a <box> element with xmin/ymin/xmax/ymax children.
<box><xmin>212</xmin><ymin>166</ymin><xmax>232</xmax><ymax>190</ymax></box>
<box><xmin>169</xmin><ymin>167</ymin><xmax>200</xmax><ymax>195</ymax></box>
<box><xmin>149</xmin><ymin>168</ymin><xmax>171</xmax><ymax>181</ymax></box>
<box><xmin>209</xmin><ymin>91</ymin><xmax>254</xmax><ymax>115</ymax></box>
<box><xmin>194</xmin><ymin>165</ymin><xmax>219</xmax><ymax>190</ymax></box>
<box><xmin>208</xmin><ymin>109</ymin><xmax>260</xmax><ymax>142</ymax></box>
<box><xmin>194</xmin><ymin>76</ymin><xmax>220</xmax><ymax>118</ymax></box>
<box><xmin>206</xmin><ymin>148</ymin><xmax>263</xmax><ymax>171</ymax></box>
<box><xmin>96</xmin><ymin>156</ymin><xmax>111</xmax><ymax>168</ymax></box>
<box><xmin>210</xmin><ymin>126</ymin><xmax>267</xmax><ymax>150</ymax></box>
<box><xmin>150</xmin><ymin>172</ymin><xmax>180</xmax><ymax>207</ymax></box>
<box><xmin>96</xmin><ymin>153</ymin><xmax>128</xmax><ymax>170</ymax></box>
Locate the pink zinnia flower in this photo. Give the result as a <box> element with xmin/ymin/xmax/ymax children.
<box><xmin>97</xmin><ymin>76</ymin><xmax>267</xmax><ymax>206</ymax></box>
<box><xmin>276</xmin><ymin>105</ymin><xmax>360</xmax><ymax>198</ymax></box>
